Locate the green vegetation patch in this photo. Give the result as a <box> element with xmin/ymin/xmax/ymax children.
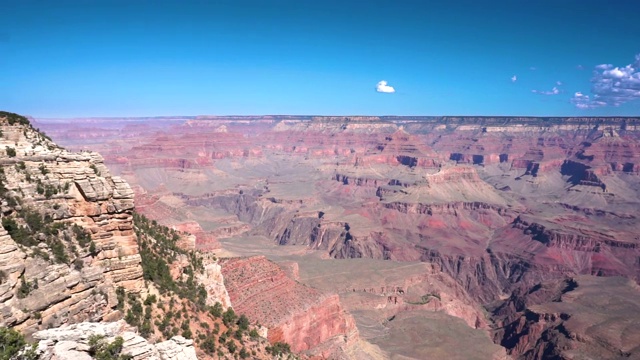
<box><xmin>88</xmin><ymin>335</ymin><xmax>132</xmax><ymax>360</ymax></box>
<box><xmin>0</xmin><ymin>111</ymin><xmax>30</xmax><ymax>126</ymax></box>
<box><xmin>406</xmin><ymin>292</ymin><xmax>442</xmax><ymax>305</ymax></box>
<box><xmin>0</xmin><ymin>327</ymin><xmax>37</xmax><ymax>360</ymax></box>
<box><xmin>2</xmin><ymin>206</ymin><xmax>94</xmax><ymax>265</ymax></box>
<box><xmin>133</xmin><ymin>212</ymin><xmax>206</xmax><ymax>304</ymax></box>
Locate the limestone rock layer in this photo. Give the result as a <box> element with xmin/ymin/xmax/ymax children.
<box><xmin>0</xmin><ymin>114</ymin><xmax>143</xmax><ymax>335</ymax></box>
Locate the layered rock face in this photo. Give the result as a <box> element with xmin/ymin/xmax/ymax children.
<box><xmin>0</xmin><ymin>113</ymin><xmax>143</xmax><ymax>335</ymax></box>
<box><xmin>220</xmin><ymin>256</ymin><xmax>358</xmax><ymax>357</ymax></box>
<box><xmin>32</xmin><ymin>320</ymin><xmax>196</xmax><ymax>360</ymax></box>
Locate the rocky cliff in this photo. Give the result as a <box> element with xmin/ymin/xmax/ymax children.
<box><xmin>32</xmin><ymin>320</ymin><xmax>197</xmax><ymax>360</ymax></box>
<box><xmin>0</xmin><ymin>112</ymin><xmax>144</xmax><ymax>335</ymax></box>
<box><xmin>220</xmin><ymin>256</ymin><xmax>358</xmax><ymax>357</ymax></box>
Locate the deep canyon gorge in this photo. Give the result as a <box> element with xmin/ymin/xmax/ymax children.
<box><xmin>1</xmin><ymin>112</ymin><xmax>639</xmax><ymax>359</ymax></box>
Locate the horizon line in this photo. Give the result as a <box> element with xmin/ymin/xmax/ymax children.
<box><xmin>32</xmin><ymin>114</ymin><xmax>640</xmax><ymax>120</ymax></box>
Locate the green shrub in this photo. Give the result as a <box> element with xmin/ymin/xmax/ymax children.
<box><xmin>222</xmin><ymin>307</ymin><xmax>237</xmax><ymax>327</ymax></box>
<box><xmin>237</xmin><ymin>314</ymin><xmax>249</xmax><ymax>331</ymax></box>
<box><xmin>50</xmin><ymin>239</ymin><xmax>68</xmax><ymax>264</ymax></box>
<box><xmin>2</xmin><ymin>217</ymin><xmax>34</xmax><ymax>246</ymax></box>
<box><xmin>267</xmin><ymin>342</ymin><xmax>292</xmax><ymax>356</ymax></box>
<box><xmin>5</xmin><ymin>147</ymin><xmax>16</xmax><ymax>157</ymax></box>
<box><xmin>116</xmin><ymin>287</ymin><xmax>126</xmax><ymax>310</ymax></box>
<box><xmin>0</xmin><ymin>327</ymin><xmax>28</xmax><ymax>360</ymax></box>
<box><xmin>88</xmin><ymin>335</ymin><xmax>132</xmax><ymax>360</ymax></box>
<box><xmin>226</xmin><ymin>340</ymin><xmax>237</xmax><ymax>354</ymax></box>
<box><xmin>143</xmin><ymin>294</ymin><xmax>157</xmax><ymax>306</ymax></box>
<box><xmin>72</xmin><ymin>225</ymin><xmax>92</xmax><ymax>247</ymax></box>
<box><xmin>89</xmin><ymin>241</ymin><xmax>97</xmax><ymax>256</ymax></box>
<box><xmin>140</xmin><ymin>319</ymin><xmax>152</xmax><ymax>338</ymax></box>
<box><xmin>209</xmin><ymin>302</ymin><xmax>223</xmax><ymax>318</ymax></box>
<box><xmin>201</xmin><ymin>336</ymin><xmax>216</xmax><ymax>354</ymax></box>
<box><xmin>16</xmin><ymin>276</ymin><xmax>35</xmax><ymax>299</ymax></box>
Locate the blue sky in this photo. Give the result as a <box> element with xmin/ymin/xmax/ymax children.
<box><xmin>2</xmin><ymin>0</ymin><xmax>640</xmax><ymax>117</ymax></box>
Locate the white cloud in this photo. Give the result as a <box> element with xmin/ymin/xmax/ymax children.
<box><xmin>529</xmin><ymin>67</ymin><xmax>537</xmax><ymax>71</ymax></box>
<box><xmin>556</xmin><ymin>81</ymin><xmax>563</xmax><ymax>86</ymax></box>
<box><xmin>603</xmin><ymin>66</ymin><xmax>633</xmax><ymax>79</ymax></box>
<box><xmin>571</xmin><ymin>92</ymin><xmax>607</xmax><ymax>109</ymax></box>
<box><xmin>532</xmin><ymin>86</ymin><xmax>560</xmax><ymax>95</ymax></box>
<box><xmin>376</xmin><ymin>80</ymin><xmax>395</xmax><ymax>93</ymax></box>
<box><xmin>511</xmin><ymin>75</ymin><xmax>517</xmax><ymax>82</ymax></box>
<box><xmin>573</xmin><ymin>54</ymin><xmax>640</xmax><ymax>108</ymax></box>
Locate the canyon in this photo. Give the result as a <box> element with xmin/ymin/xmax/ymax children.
<box><xmin>31</xmin><ymin>115</ymin><xmax>640</xmax><ymax>359</ymax></box>
<box><xmin>0</xmin><ymin>112</ymin><xmax>279</xmax><ymax>360</ymax></box>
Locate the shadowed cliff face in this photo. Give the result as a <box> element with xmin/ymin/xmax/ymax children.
<box><xmin>490</xmin><ymin>275</ymin><xmax>640</xmax><ymax>359</ymax></box>
<box><xmin>37</xmin><ymin>115</ymin><xmax>640</xmax><ymax>358</ymax></box>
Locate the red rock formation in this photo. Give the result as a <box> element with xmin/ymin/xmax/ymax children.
<box><xmin>220</xmin><ymin>256</ymin><xmax>357</xmax><ymax>355</ymax></box>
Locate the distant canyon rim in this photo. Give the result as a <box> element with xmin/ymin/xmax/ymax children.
<box><xmin>36</xmin><ymin>115</ymin><xmax>640</xmax><ymax>359</ymax></box>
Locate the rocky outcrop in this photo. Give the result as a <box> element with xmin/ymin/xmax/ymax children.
<box><xmin>32</xmin><ymin>320</ymin><xmax>197</xmax><ymax>360</ymax></box>
<box><xmin>220</xmin><ymin>256</ymin><xmax>358</xmax><ymax>356</ymax></box>
<box><xmin>382</xmin><ymin>201</ymin><xmax>511</xmax><ymax>216</ymax></box>
<box><xmin>0</xmin><ymin>114</ymin><xmax>143</xmax><ymax>335</ymax></box>
<box><xmin>196</xmin><ymin>255</ymin><xmax>232</xmax><ymax>309</ymax></box>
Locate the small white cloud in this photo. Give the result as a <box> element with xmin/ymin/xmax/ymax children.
<box><xmin>532</xmin><ymin>86</ymin><xmax>560</xmax><ymax>95</ymax></box>
<box><xmin>595</xmin><ymin>64</ymin><xmax>612</xmax><ymax>70</ymax></box>
<box><xmin>571</xmin><ymin>91</ymin><xmax>607</xmax><ymax>109</ymax></box>
<box><xmin>556</xmin><ymin>81</ymin><xmax>563</xmax><ymax>86</ymax></box>
<box><xmin>376</xmin><ymin>80</ymin><xmax>395</xmax><ymax>93</ymax></box>
<box><xmin>577</xmin><ymin>64</ymin><xmax>584</xmax><ymax>70</ymax></box>
<box><xmin>529</xmin><ymin>67</ymin><xmax>537</xmax><ymax>71</ymax></box>
<box><xmin>511</xmin><ymin>75</ymin><xmax>517</xmax><ymax>82</ymax></box>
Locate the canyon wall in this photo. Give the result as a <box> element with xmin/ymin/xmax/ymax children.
<box><xmin>220</xmin><ymin>256</ymin><xmax>358</xmax><ymax>357</ymax></box>
<box><xmin>0</xmin><ymin>114</ymin><xmax>144</xmax><ymax>335</ymax></box>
